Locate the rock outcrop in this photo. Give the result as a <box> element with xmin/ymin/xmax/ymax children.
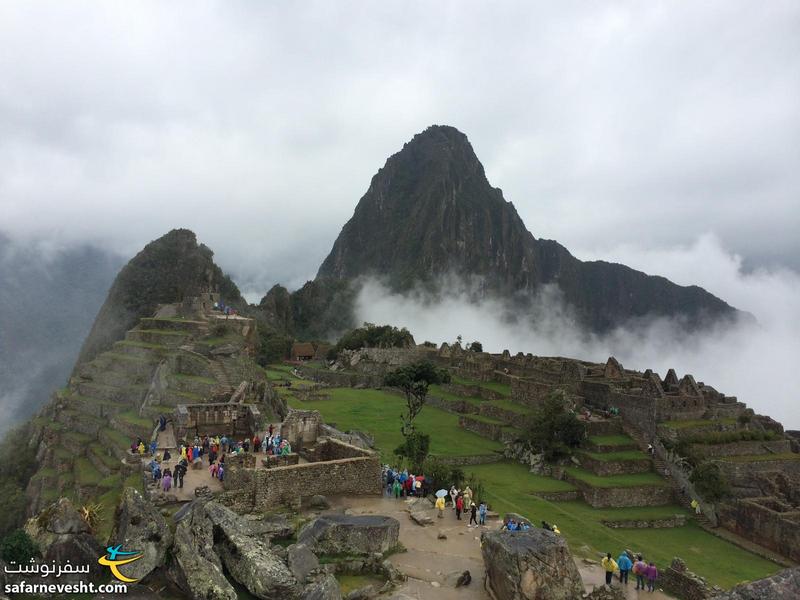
<box><xmin>205</xmin><ymin>501</ymin><xmax>299</xmax><ymax>599</ymax></box>
<box><xmin>298</xmin><ymin>514</ymin><xmax>400</xmax><ymax>556</ymax></box>
<box><xmin>709</xmin><ymin>566</ymin><xmax>800</xmax><ymax>599</ymax></box>
<box><xmin>23</xmin><ymin>498</ymin><xmax>105</xmax><ymax>582</ymax></box>
<box><xmin>169</xmin><ymin>501</ymin><xmax>237</xmax><ymax>600</ymax></box>
<box><xmin>301</xmin><ymin>574</ymin><xmax>343</xmax><ymax>600</ymax></box>
<box><xmin>111</xmin><ymin>488</ymin><xmax>173</xmax><ymax>581</ymax></box>
<box><xmin>481</xmin><ymin>529</ymin><xmax>584</xmax><ymax>600</ymax></box>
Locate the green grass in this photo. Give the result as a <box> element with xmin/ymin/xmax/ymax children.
<box><xmin>579</xmin><ymin>450</ymin><xmax>650</xmax><ymax>462</ymax></box>
<box><xmin>466</xmin><ymin>461</ymin><xmax>779</xmax><ymax>589</ymax></box>
<box><xmin>486</xmin><ymin>397</ymin><xmax>533</xmax><ymax>416</ymax></box>
<box><xmin>719</xmin><ymin>452</ymin><xmax>800</xmax><ymax>463</ymax></box>
<box><xmin>463</xmin><ymin>413</ymin><xmax>505</xmax><ymax>426</ymax></box>
<box><xmin>74</xmin><ymin>457</ymin><xmax>103</xmax><ymax>486</ymax></box>
<box><xmin>587</xmin><ymin>434</ymin><xmax>635</xmax><ymax>447</ymax></box>
<box><xmin>118</xmin><ymin>410</ymin><xmax>153</xmax><ymax>429</ymax></box>
<box><xmin>63</xmin><ymin>430</ymin><xmax>92</xmax><ymax>445</ymax></box>
<box><xmin>428</xmin><ymin>384</ymin><xmax>485</xmax><ymax>406</ymax></box>
<box><xmin>335</xmin><ymin>574</ymin><xmax>385</xmax><ymax>594</ymax></box>
<box><xmin>90</xmin><ymin>443</ymin><xmax>121</xmax><ymax>470</ymax></box>
<box><xmin>171</xmin><ymin>373</ymin><xmax>217</xmax><ymax>385</ymax></box>
<box><xmin>661</xmin><ymin>418</ymin><xmax>736</xmax><ymax>430</ymax></box>
<box><xmin>104</xmin><ymin>428</ymin><xmax>132</xmax><ymax>449</ymax></box>
<box><xmin>450</xmin><ymin>375</ymin><xmax>511</xmax><ymax>396</ymax></box>
<box><xmin>288</xmin><ymin>387</ymin><xmax>502</xmax><ymax>460</ymax></box>
<box><xmin>565</xmin><ymin>467</ymin><xmax>668</xmax><ymax>488</ymax></box>
<box><xmin>116</xmin><ymin>340</ymin><xmax>168</xmax><ymax>350</ymax></box>
<box><xmin>133</xmin><ymin>328</ymin><xmax>188</xmax><ymax>336</ymax></box>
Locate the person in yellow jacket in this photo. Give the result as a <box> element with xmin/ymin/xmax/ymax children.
<box><xmin>601</xmin><ymin>553</ymin><xmax>618</xmax><ymax>586</ymax></box>
<box><xmin>435</xmin><ymin>495</ymin><xmax>446</xmax><ymax>518</ymax></box>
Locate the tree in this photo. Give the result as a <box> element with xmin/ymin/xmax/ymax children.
<box><xmin>384</xmin><ymin>361</ymin><xmax>451</xmax><ymax>436</ymax></box>
<box><xmin>0</xmin><ymin>529</ymin><xmax>38</xmax><ymax>564</ymax></box>
<box><xmin>394</xmin><ymin>431</ymin><xmax>431</xmax><ymax>473</ymax></box>
<box><xmin>469</xmin><ymin>341</ymin><xmax>483</xmax><ymax>353</ymax></box>
<box><xmin>519</xmin><ymin>390</ymin><xmax>586</xmax><ymax>461</ymax></box>
<box><xmin>333</xmin><ymin>323</ymin><xmax>415</xmax><ymax>355</ymax></box>
<box><xmin>690</xmin><ymin>462</ymin><xmax>729</xmax><ymax>502</ymax></box>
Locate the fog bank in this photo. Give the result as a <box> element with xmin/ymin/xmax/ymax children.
<box><xmin>355</xmin><ymin>235</ymin><xmax>800</xmax><ymax>429</ymax></box>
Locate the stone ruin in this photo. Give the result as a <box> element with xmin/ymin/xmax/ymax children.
<box><xmin>174</xmin><ymin>402</ymin><xmax>261</xmax><ymax>442</ymax></box>
<box><xmin>220</xmin><ymin>408</ymin><xmax>382</xmax><ymax>513</ymax></box>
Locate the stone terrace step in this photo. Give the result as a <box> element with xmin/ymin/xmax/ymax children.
<box><xmin>576</xmin><ymin>450</ymin><xmax>653</xmax><ymax>476</ymax></box>
<box><xmin>585</xmin><ymin>434</ymin><xmax>639</xmax><ymax>453</ymax></box>
<box><xmin>139</xmin><ymin>317</ymin><xmax>208</xmax><ymax>333</ymax></box>
<box><xmin>126</xmin><ymin>328</ymin><xmax>195</xmax><ymax>348</ymax></box>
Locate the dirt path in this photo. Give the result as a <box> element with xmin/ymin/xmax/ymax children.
<box><xmin>332</xmin><ymin>495</ymin><xmax>675</xmax><ymax>599</ymax></box>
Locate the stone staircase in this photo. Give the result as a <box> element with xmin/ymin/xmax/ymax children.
<box><xmin>621</xmin><ymin>422</ymin><xmax>716</xmax><ymax>528</ymax></box>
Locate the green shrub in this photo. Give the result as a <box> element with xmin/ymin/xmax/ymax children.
<box><xmin>334</xmin><ymin>323</ymin><xmax>415</xmax><ymax>353</ymax></box>
<box><xmin>519</xmin><ymin>390</ymin><xmax>586</xmax><ymax>460</ymax></box>
<box><xmin>690</xmin><ymin>462</ymin><xmax>730</xmax><ymax>502</ymax></box>
<box><xmin>0</xmin><ymin>529</ymin><xmax>39</xmax><ymax>564</ymax></box>
<box><xmin>422</xmin><ymin>457</ymin><xmax>464</xmax><ymax>490</ymax></box>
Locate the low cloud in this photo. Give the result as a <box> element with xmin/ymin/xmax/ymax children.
<box><xmin>355</xmin><ymin>235</ymin><xmax>800</xmax><ymax>429</ymax></box>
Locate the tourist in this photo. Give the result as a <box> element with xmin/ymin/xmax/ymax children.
<box><xmin>691</xmin><ymin>498</ymin><xmax>701</xmax><ymax>514</ymax></box>
<box><xmin>392</xmin><ymin>478</ymin><xmax>401</xmax><ymax>499</ymax></box>
<box><xmin>520</xmin><ymin>521</ymin><xmax>531</xmax><ymax>531</ymax></box>
<box><xmin>645</xmin><ymin>562</ymin><xmax>658</xmax><ymax>592</ymax></box>
<box><xmin>137</xmin><ymin>441</ymin><xmax>145</xmax><ymax>455</ymax></box>
<box><xmin>217</xmin><ymin>463</ymin><xmax>225</xmax><ymax>481</ymax></box>
<box><xmin>647</xmin><ymin>443</ymin><xmax>654</xmax><ymax>455</ymax></box>
<box><xmin>174</xmin><ymin>459</ymin><xmax>187</xmax><ymax>489</ymax></box>
<box><xmin>209</xmin><ymin>461</ymin><xmax>218</xmax><ymax>478</ymax></box>
<box><xmin>253</xmin><ymin>434</ymin><xmax>261</xmax><ymax>453</ymax></box>
<box><xmin>163</xmin><ymin>448</ymin><xmax>171</xmax><ymax>463</ymax></box>
<box><xmin>601</xmin><ymin>553</ymin><xmax>618</xmax><ymax>586</ymax></box>
<box><xmin>463</xmin><ymin>485</ymin><xmax>473</xmax><ymax>508</ymax></box>
<box><xmin>187</xmin><ymin>446</ymin><xmax>194</xmax><ymax>463</ymax></box>
<box><xmin>435</xmin><ymin>494</ymin><xmax>445</xmax><ymax>518</ymax></box>
<box><xmin>159</xmin><ymin>414</ymin><xmax>166</xmax><ymax>432</ymax></box>
<box><xmin>469</xmin><ymin>502</ymin><xmax>478</xmax><ymax>527</ymax></box>
<box><xmin>552</xmin><ymin>524</ymin><xmax>561</xmax><ymax>535</ymax></box>
<box><xmin>478</xmin><ymin>501</ymin><xmax>487</xmax><ymax>525</ymax></box>
<box><xmin>455</xmin><ymin>494</ymin><xmax>463</xmax><ymax>520</ymax></box>
<box><xmin>541</xmin><ymin>520</ymin><xmax>552</xmax><ymax>531</ymax></box>
<box><xmin>149</xmin><ymin>440</ymin><xmax>157</xmax><ymax>456</ymax></box>
<box><xmin>617</xmin><ymin>552</ymin><xmax>632</xmax><ymax>584</ymax></box>
<box><xmin>449</xmin><ymin>485</ymin><xmax>458</xmax><ymax>509</ymax></box>
<box><xmin>268</xmin><ymin>423</ymin><xmax>274</xmax><ymax>437</ymax></box>
<box><xmin>162</xmin><ymin>468</ymin><xmax>173</xmax><ymax>492</ymax></box>
<box><xmin>385</xmin><ymin>469</ymin><xmax>395</xmax><ymax>496</ymax></box>
<box><xmin>633</xmin><ymin>555</ymin><xmax>647</xmax><ymax>590</ymax></box>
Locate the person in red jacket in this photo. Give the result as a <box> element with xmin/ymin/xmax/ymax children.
<box><xmin>455</xmin><ymin>494</ymin><xmax>464</xmax><ymax>520</ymax></box>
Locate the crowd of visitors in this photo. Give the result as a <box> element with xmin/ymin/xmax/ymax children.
<box><xmin>602</xmin><ymin>552</ymin><xmax>659</xmax><ymax>591</ymax></box>
<box><xmin>134</xmin><ymin>423</ymin><xmax>290</xmax><ymax>489</ymax></box>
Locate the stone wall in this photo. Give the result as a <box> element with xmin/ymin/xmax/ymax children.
<box><xmin>443</xmin><ymin>383</ymin><xmax>504</xmax><ymax>401</ymax></box>
<box><xmin>717</xmin><ymin>498</ymin><xmax>800</xmax><ymax>563</ymax></box>
<box><xmin>691</xmin><ymin>440</ymin><xmax>793</xmax><ymax>458</ymax></box>
<box><xmin>426</xmin><ymin>394</ymin><xmax>480</xmax><ymax>416</ymax></box>
<box><xmin>511</xmin><ymin>379</ymin><xmax>556</xmax><ymax>408</ymax></box>
<box><xmin>602</xmin><ymin>515</ymin><xmax>686</xmax><ymax>529</ymax></box>
<box><xmin>715</xmin><ymin>457</ymin><xmax>800</xmax><ymax>485</ymax></box>
<box><xmin>659</xmin><ymin>558</ymin><xmax>716</xmax><ymax>600</ymax></box>
<box><xmin>280</xmin><ymin>409</ymin><xmax>322</xmax><ymax>449</ymax></box>
<box><xmin>566</xmin><ymin>478</ymin><xmax>673</xmax><ymax>508</ymax></box>
<box><xmin>577</xmin><ymin>452</ymin><xmax>652</xmax><ymax>476</ymax></box>
<box><xmin>174</xmin><ymin>402</ymin><xmax>260</xmax><ymax>440</ymax></box>
<box><xmin>222</xmin><ymin>439</ymin><xmax>382</xmax><ymax>511</ymax></box>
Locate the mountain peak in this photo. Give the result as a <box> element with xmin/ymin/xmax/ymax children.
<box><xmin>313</xmin><ymin>127</ymin><xmax>739</xmax><ymax>331</ymax></box>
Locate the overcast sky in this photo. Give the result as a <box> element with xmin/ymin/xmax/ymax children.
<box><xmin>1</xmin><ymin>0</ymin><xmax>798</xmax><ymax>297</ymax></box>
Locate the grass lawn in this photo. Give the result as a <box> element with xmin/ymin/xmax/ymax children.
<box><xmin>587</xmin><ymin>434</ymin><xmax>636</xmax><ymax>446</ymax></box>
<box><xmin>466</xmin><ymin>461</ymin><xmax>779</xmax><ymax>589</ymax></box>
<box><xmin>287</xmin><ymin>387</ymin><xmax>502</xmax><ymax>460</ymax></box>
<box><xmin>565</xmin><ymin>467</ymin><xmax>668</xmax><ymax>488</ymax></box>
<box><xmin>450</xmin><ymin>376</ymin><xmax>511</xmax><ymax>397</ymax></box>
<box><xmin>578</xmin><ymin>450</ymin><xmax>650</xmax><ymax>462</ymax></box>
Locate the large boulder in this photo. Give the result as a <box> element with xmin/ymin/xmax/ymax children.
<box><xmin>298</xmin><ymin>515</ymin><xmax>399</xmax><ymax>556</ymax></box>
<box><xmin>287</xmin><ymin>543</ymin><xmax>320</xmax><ymax>584</ymax></box>
<box><xmin>481</xmin><ymin>529</ymin><xmax>584</xmax><ymax>600</ymax></box>
<box><xmin>169</xmin><ymin>502</ymin><xmax>237</xmax><ymax>600</ymax></box>
<box><xmin>302</xmin><ymin>574</ymin><xmax>343</xmax><ymax>600</ymax></box>
<box><xmin>23</xmin><ymin>498</ymin><xmax>105</xmax><ymax>583</ymax></box>
<box><xmin>205</xmin><ymin>502</ymin><xmax>299</xmax><ymax>599</ymax></box>
<box><xmin>710</xmin><ymin>567</ymin><xmax>800</xmax><ymax>600</ymax></box>
<box><xmin>111</xmin><ymin>487</ymin><xmax>173</xmax><ymax>582</ymax></box>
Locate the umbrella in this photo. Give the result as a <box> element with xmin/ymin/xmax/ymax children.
<box><xmin>436</xmin><ymin>489</ymin><xmax>448</xmax><ymax>498</ymax></box>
